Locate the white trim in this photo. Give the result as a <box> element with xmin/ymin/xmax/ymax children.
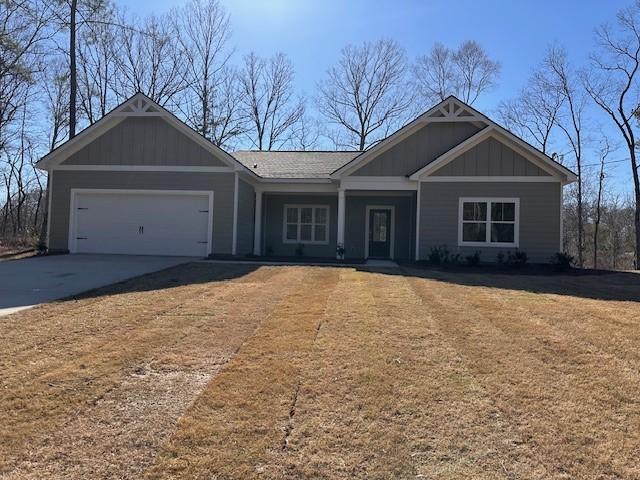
<box><xmin>332</xmin><ymin>96</ymin><xmax>577</xmax><ymax>183</ymax></box>
<box><xmin>365</xmin><ymin>205</ymin><xmax>395</xmax><ymax>260</ymax></box>
<box><xmin>415</xmin><ymin>181</ymin><xmax>421</xmax><ymax>261</ymax></box>
<box><xmin>257</xmin><ymin>183</ymin><xmax>338</xmax><ymax>193</ymax></box>
<box><xmin>232</xmin><ymin>172</ymin><xmax>239</xmax><ymax>255</ymax></box>
<box><xmin>53</xmin><ymin>165</ymin><xmax>233</xmax><ymax>173</ymax></box>
<box><xmin>457</xmin><ymin>197</ymin><xmax>520</xmax><ymax>248</ymax></box>
<box><xmin>37</xmin><ymin>92</ymin><xmax>257</xmax><ymax>178</ymax></box>
<box><xmin>282</xmin><ymin>204</ymin><xmax>330</xmax><ymax>245</ymax></box>
<box><xmin>422</xmin><ymin>176</ymin><xmax>561</xmax><ymax>183</ymax></box>
<box><xmin>340</xmin><ymin>176</ymin><xmax>418</xmax><ymax>191</ymax></box>
<box><xmin>337</xmin><ymin>189</ymin><xmax>346</xmax><ymax>257</ymax></box>
<box><xmin>46</xmin><ymin>170</ymin><xmax>53</xmax><ymax>249</ymax></box>
<box><xmin>409</xmin><ymin>127</ymin><xmax>565</xmax><ymax>181</ymax></box>
<box><xmin>253</xmin><ymin>190</ymin><xmax>263</xmax><ymax>255</ymax></box>
<box><xmin>559</xmin><ymin>185</ymin><xmax>564</xmax><ymax>252</ymax></box>
<box><xmin>67</xmin><ymin>188</ymin><xmax>214</xmax><ymax>256</ymax></box>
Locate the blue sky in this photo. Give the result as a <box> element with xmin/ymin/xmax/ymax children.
<box><xmin>119</xmin><ymin>0</ymin><xmax>635</xmax><ymax>193</ymax></box>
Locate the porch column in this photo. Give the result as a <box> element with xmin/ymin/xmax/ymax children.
<box><xmin>336</xmin><ymin>189</ymin><xmax>346</xmax><ymax>258</ymax></box>
<box><xmin>415</xmin><ymin>180</ymin><xmax>421</xmax><ymax>261</ymax></box>
<box><xmin>253</xmin><ymin>189</ymin><xmax>263</xmax><ymax>256</ymax></box>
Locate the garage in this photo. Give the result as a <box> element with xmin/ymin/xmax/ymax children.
<box><xmin>68</xmin><ymin>189</ymin><xmax>213</xmax><ymax>257</ymax></box>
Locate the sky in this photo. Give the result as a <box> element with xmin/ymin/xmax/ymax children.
<box><xmin>118</xmin><ymin>0</ymin><xmax>635</xmax><ymax>193</ymax></box>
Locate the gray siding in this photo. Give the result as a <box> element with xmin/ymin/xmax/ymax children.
<box><xmin>433</xmin><ymin>137</ymin><xmax>550</xmax><ymax>176</ymax></box>
<box><xmin>236</xmin><ymin>178</ymin><xmax>255</xmax><ymax>255</ymax></box>
<box><xmin>344</xmin><ymin>194</ymin><xmax>415</xmax><ymax>260</ymax></box>
<box><xmin>419</xmin><ymin>182</ymin><xmax>561</xmax><ymax>263</ymax></box>
<box><xmin>49</xmin><ymin>171</ymin><xmax>235</xmax><ymax>254</ymax></box>
<box><xmin>62</xmin><ymin>117</ymin><xmax>228</xmax><ymax>167</ymax></box>
<box><xmin>263</xmin><ymin>194</ymin><xmax>338</xmax><ymax>258</ymax></box>
<box><xmin>352</xmin><ymin>122</ymin><xmax>481</xmax><ymax>176</ymax></box>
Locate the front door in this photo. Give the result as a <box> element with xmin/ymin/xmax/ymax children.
<box><xmin>368</xmin><ymin>208</ymin><xmax>391</xmax><ymax>259</ymax></box>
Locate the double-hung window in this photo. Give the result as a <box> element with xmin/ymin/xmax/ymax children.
<box><xmin>283</xmin><ymin>205</ymin><xmax>329</xmax><ymax>244</ymax></box>
<box><xmin>458</xmin><ymin>198</ymin><xmax>519</xmax><ymax>247</ymax></box>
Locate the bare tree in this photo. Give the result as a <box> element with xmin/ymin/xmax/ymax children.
<box><xmin>77</xmin><ymin>13</ymin><xmax>119</xmax><ymax>124</ymax></box>
<box><xmin>498</xmin><ymin>68</ymin><xmax>564</xmax><ymax>154</ymax></box>
<box><xmin>290</xmin><ymin>114</ymin><xmax>320</xmax><ymax>151</ymax></box>
<box><xmin>239</xmin><ymin>52</ymin><xmax>304</xmax><ymax>150</ymax></box>
<box><xmin>173</xmin><ymin>0</ymin><xmax>232</xmax><ymax>139</ymax></box>
<box><xmin>545</xmin><ymin>46</ymin><xmax>588</xmax><ymax>267</ymax></box>
<box><xmin>584</xmin><ymin>1</ymin><xmax>640</xmax><ymax>268</ymax></box>
<box><xmin>413</xmin><ymin>40</ymin><xmax>500</xmax><ymax>106</ymax></box>
<box><xmin>207</xmin><ymin>67</ymin><xmax>247</xmax><ymax>148</ymax></box>
<box><xmin>112</xmin><ymin>13</ymin><xmax>186</xmax><ymax>106</ymax></box>
<box><xmin>593</xmin><ymin>139</ymin><xmax>611</xmax><ymax>268</ymax></box>
<box><xmin>317</xmin><ymin>39</ymin><xmax>411</xmax><ymax>150</ymax></box>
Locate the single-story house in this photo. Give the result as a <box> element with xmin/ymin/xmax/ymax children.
<box><xmin>36</xmin><ymin>93</ymin><xmax>577</xmax><ymax>263</ymax></box>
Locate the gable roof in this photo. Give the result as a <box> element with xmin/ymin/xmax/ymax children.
<box><xmin>36</xmin><ymin>93</ymin><xmax>257</xmax><ymax>177</ymax></box>
<box><xmin>233</xmin><ymin>151</ymin><xmax>360</xmax><ymax>179</ymax></box>
<box><xmin>331</xmin><ymin>96</ymin><xmax>577</xmax><ymax>183</ymax></box>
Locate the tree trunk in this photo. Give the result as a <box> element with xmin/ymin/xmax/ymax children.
<box><xmin>593</xmin><ymin>163</ymin><xmax>604</xmax><ymax>269</ymax></box>
<box><xmin>69</xmin><ymin>0</ymin><xmax>77</xmax><ymax>139</ymax></box>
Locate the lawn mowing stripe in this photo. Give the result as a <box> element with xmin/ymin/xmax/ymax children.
<box><xmin>408</xmin><ymin>273</ymin><xmax>640</xmax><ymax>479</ymax></box>
<box><xmin>0</xmin><ymin>265</ymin><xmax>307</xmax><ymax>478</ymax></box>
<box><xmin>144</xmin><ymin>267</ymin><xmax>341</xmax><ymax>479</ymax></box>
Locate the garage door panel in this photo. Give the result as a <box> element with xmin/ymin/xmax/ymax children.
<box><xmin>73</xmin><ymin>191</ymin><xmax>211</xmax><ymax>256</ymax></box>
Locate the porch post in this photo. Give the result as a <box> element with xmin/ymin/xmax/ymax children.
<box><xmin>415</xmin><ymin>180</ymin><xmax>421</xmax><ymax>261</ymax></box>
<box><xmin>336</xmin><ymin>189</ymin><xmax>346</xmax><ymax>258</ymax></box>
<box><xmin>253</xmin><ymin>188</ymin><xmax>263</xmax><ymax>256</ymax></box>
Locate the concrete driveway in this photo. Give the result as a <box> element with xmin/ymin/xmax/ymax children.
<box><xmin>0</xmin><ymin>254</ymin><xmax>192</xmax><ymax>316</ymax></box>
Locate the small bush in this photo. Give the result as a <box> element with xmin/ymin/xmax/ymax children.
<box><xmin>265</xmin><ymin>245</ymin><xmax>273</xmax><ymax>256</ymax></box>
<box><xmin>507</xmin><ymin>250</ymin><xmax>528</xmax><ymax>267</ymax></box>
<box><xmin>336</xmin><ymin>244</ymin><xmax>345</xmax><ymax>259</ymax></box>
<box><xmin>428</xmin><ymin>245</ymin><xmax>450</xmax><ymax>265</ymax></box>
<box><xmin>551</xmin><ymin>252</ymin><xmax>575</xmax><ymax>271</ymax></box>
<box><xmin>448</xmin><ymin>253</ymin><xmax>462</xmax><ymax>265</ymax></box>
<box><xmin>497</xmin><ymin>250</ymin><xmax>528</xmax><ymax>267</ymax></box>
<box><xmin>465</xmin><ymin>251</ymin><xmax>481</xmax><ymax>266</ymax></box>
<box><xmin>295</xmin><ymin>244</ymin><xmax>304</xmax><ymax>256</ymax></box>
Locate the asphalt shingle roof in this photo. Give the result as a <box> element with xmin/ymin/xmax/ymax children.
<box><xmin>232</xmin><ymin>150</ymin><xmax>362</xmax><ymax>179</ymax></box>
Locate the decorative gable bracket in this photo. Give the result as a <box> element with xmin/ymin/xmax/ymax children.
<box><xmin>425</xmin><ymin>98</ymin><xmax>485</xmax><ymax>123</ymax></box>
<box><xmin>112</xmin><ymin>95</ymin><xmax>165</xmax><ymax>117</ymax></box>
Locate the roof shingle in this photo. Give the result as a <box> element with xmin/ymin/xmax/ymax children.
<box><xmin>232</xmin><ymin>151</ymin><xmax>361</xmax><ymax>179</ymax></box>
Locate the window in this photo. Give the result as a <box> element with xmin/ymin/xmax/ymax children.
<box><xmin>283</xmin><ymin>205</ymin><xmax>329</xmax><ymax>244</ymax></box>
<box><xmin>458</xmin><ymin>198</ymin><xmax>519</xmax><ymax>247</ymax></box>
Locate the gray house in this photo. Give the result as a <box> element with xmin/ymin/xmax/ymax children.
<box><xmin>37</xmin><ymin>93</ymin><xmax>577</xmax><ymax>263</ymax></box>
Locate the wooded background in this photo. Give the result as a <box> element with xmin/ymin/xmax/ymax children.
<box><xmin>2</xmin><ymin>0</ymin><xmax>639</xmax><ymax>270</ymax></box>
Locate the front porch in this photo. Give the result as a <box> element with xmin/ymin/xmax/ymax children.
<box><xmin>252</xmin><ymin>185</ymin><xmax>417</xmax><ymax>262</ymax></box>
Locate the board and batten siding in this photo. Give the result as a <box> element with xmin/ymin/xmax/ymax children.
<box><xmin>49</xmin><ymin>171</ymin><xmax>235</xmax><ymax>254</ymax></box>
<box><xmin>352</xmin><ymin>122</ymin><xmax>481</xmax><ymax>176</ymax></box>
<box><xmin>432</xmin><ymin>137</ymin><xmax>550</xmax><ymax>177</ymax></box>
<box><xmin>236</xmin><ymin>179</ymin><xmax>255</xmax><ymax>255</ymax></box>
<box><xmin>61</xmin><ymin>117</ymin><xmax>229</xmax><ymax>167</ymax></box>
<box><xmin>419</xmin><ymin>182</ymin><xmax>561</xmax><ymax>263</ymax></box>
<box><xmin>344</xmin><ymin>194</ymin><xmax>415</xmax><ymax>260</ymax></box>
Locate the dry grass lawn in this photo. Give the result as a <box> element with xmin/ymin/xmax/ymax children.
<box><xmin>1</xmin><ymin>262</ymin><xmax>639</xmax><ymax>479</ymax></box>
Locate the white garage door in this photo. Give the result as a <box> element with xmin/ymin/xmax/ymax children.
<box><xmin>70</xmin><ymin>190</ymin><xmax>212</xmax><ymax>256</ymax></box>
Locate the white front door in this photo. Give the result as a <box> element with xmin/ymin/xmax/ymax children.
<box><xmin>71</xmin><ymin>190</ymin><xmax>212</xmax><ymax>256</ymax></box>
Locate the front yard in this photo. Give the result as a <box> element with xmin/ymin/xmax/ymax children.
<box><xmin>1</xmin><ymin>263</ymin><xmax>639</xmax><ymax>479</ymax></box>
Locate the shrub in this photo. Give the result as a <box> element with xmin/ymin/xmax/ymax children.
<box><xmin>295</xmin><ymin>244</ymin><xmax>304</xmax><ymax>256</ymax></box>
<box><xmin>428</xmin><ymin>245</ymin><xmax>450</xmax><ymax>265</ymax></box>
<box><xmin>551</xmin><ymin>252</ymin><xmax>575</xmax><ymax>271</ymax></box>
<box><xmin>336</xmin><ymin>243</ymin><xmax>345</xmax><ymax>259</ymax></box>
<box><xmin>465</xmin><ymin>251</ymin><xmax>481</xmax><ymax>266</ymax></box>
<box><xmin>507</xmin><ymin>250</ymin><xmax>528</xmax><ymax>267</ymax></box>
<box><xmin>496</xmin><ymin>251</ymin><xmax>506</xmax><ymax>265</ymax></box>
<box><xmin>265</xmin><ymin>245</ymin><xmax>273</xmax><ymax>256</ymax></box>
<box><xmin>448</xmin><ymin>253</ymin><xmax>462</xmax><ymax>265</ymax></box>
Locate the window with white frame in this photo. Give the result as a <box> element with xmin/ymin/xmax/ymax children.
<box><xmin>283</xmin><ymin>205</ymin><xmax>329</xmax><ymax>244</ymax></box>
<box><xmin>458</xmin><ymin>198</ymin><xmax>519</xmax><ymax>247</ymax></box>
